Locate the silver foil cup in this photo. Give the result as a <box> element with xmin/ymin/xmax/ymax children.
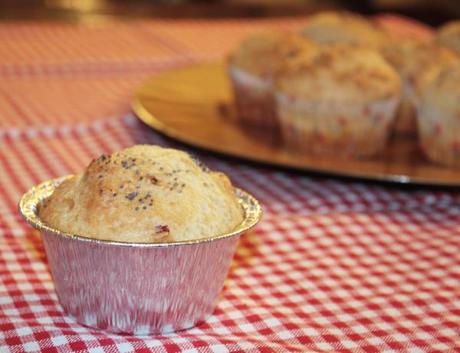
<box><xmin>19</xmin><ymin>176</ymin><xmax>262</xmax><ymax>335</ymax></box>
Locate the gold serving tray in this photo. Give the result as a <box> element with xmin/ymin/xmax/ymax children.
<box><xmin>132</xmin><ymin>62</ymin><xmax>460</xmax><ymax>187</ymax></box>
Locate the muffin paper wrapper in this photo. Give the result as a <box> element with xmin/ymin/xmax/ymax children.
<box><xmin>415</xmin><ymin>102</ymin><xmax>460</xmax><ymax>168</ymax></box>
<box><xmin>275</xmin><ymin>92</ymin><xmax>400</xmax><ymax>157</ymax></box>
<box><xmin>228</xmin><ymin>65</ymin><xmax>278</xmax><ymax>128</ymax></box>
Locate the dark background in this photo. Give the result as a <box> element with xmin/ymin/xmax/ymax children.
<box><xmin>0</xmin><ymin>0</ymin><xmax>458</xmax><ymax>25</ymax></box>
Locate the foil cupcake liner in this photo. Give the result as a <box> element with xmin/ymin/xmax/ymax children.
<box><xmin>19</xmin><ymin>176</ymin><xmax>262</xmax><ymax>335</ymax></box>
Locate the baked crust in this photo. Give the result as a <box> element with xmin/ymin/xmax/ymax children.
<box><xmin>437</xmin><ymin>21</ymin><xmax>460</xmax><ymax>55</ymax></box>
<box><xmin>228</xmin><ymin>31</ymin><xmax>317</xmax><ymax>77</ymax></box>
<box><xmin>276</xmin><ymin>44</ymin><xmax>401</xmax><ymax>103</ymax></box>
<box><xmin>382</xmin><ymin>40</ymin><xmax>458</xmax><ymax>91</ymax></box>
<box><xmin>39</xmin><ymin>145</ymin><xmax>244</xmax><ymax>243</ymax></box>
<box><xmin>300</xmin><ymin>11</ymin><xmax>389</xmax><ymax>48</ymax></box>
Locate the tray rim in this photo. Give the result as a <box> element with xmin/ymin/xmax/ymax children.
<box><xmin>132</xmin><ymin>61</ymin><xmax>460</xmax><ymax>188</ymax></box>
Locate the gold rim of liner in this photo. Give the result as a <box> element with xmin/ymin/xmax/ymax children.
<box><xmin>18</xmin><ymin>175</ymin><xmax>262</xmax><ymax>248</ymax></box>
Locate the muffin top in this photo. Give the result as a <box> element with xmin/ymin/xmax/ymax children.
<box><xmin>300</xmin><ymin>11</ymin><xmax>388</xmax><ymax>48</ymax></box>
<box><xmin>381</xmin><ymin>39</ymin><xmax>459</xmax><ymax>88</ymax></box>
<box><xmin>275</xmin><ymin>44</ymin><xmax>401</xmax><ymax>102</ymax></box>
<box><xmin>416</xmin><ymin>62</ymin><xmax>460</xmax><ymax>116</ymax></box>
<box><xmin>229</xmin><ymin>31</ymin><xmax>318</xmax><ymax>76</ymax></box>
<box><xmin>436</xmin><ymin>21</ymin><xmax>460</xmax><ymax>55</ymax></box>
<box><xmin>39</xmin><ymin>145</ymin><xmax>244</xmax><ymax>243</ymax></box>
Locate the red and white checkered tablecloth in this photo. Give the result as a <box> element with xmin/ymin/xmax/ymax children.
<box><xmin>0</xmin><ymin>15</ymin><xmax>459</xmax><ymax>353</ymax></box>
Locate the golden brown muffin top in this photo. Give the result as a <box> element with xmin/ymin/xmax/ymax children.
<box><xmin>381</xmin><ymin>39</ymin><xmax>459</xmax><ymax>86</ymax></box>
<box><xmin>436</xmin><ymin>21</ymin><xmax>460</xmax><ymax>55</ymax></box>
<box><xmin>229</xmin><ymin>31</ymin><xmax>318</xmax><ymax>77</ymax></box>
<box><xmin>39</xmin><ymin>145</ymin><xmax>244</xmax><ymax>243</ymax></box>
<box><xmin>275</xmin><ymin>44</ymin><xmax>401</xmax><ymax>102</ymax></box>
<box><xmin>300</xmin><ymin>11</ymin><xmax>389</xmax><ymax>48</ymax></box>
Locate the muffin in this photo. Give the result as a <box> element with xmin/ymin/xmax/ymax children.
<box><xmin>300</xmin><ymin>11</ymin><xmax>389</xmax><ymax>48</ymax></box>
<box><xmin>436</xmin><ymin>21</ymin><xmax>460</xmax><ymax>55</ymax></box>
<box><xmin>275</xmin><ymin>44</ymin><xmax>401</xmax><ymax>158</ymax></box>
<box><xmin>414</xmin><ymin>63</ymin><xmax>460</xmax><ymax>168</ymax></box>
<box><xmin>39</xmin><ymin>145</ymin><xmax>244</xmax><ymax>243</ymax></box>
<box><xmin>228</xmin><ymin>31</ymin><xmax>317</xmax><ymax>129</ymax></box>
<box><xmin>381</xmin><ymin>39</ymin><xmax>459</xmax><ymax>135</ymax></box>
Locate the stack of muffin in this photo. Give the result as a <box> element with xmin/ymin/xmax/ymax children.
<box><xmin>228</xmin><ymin>12</ymin><xmax>460</xmax><ymax>168</ymax></box>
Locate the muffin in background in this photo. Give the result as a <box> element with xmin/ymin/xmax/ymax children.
<box><xmin>275</xmin><ymin>44</ymin><xmax>401</xmax><ymax>158</ymax></box>
<box><xmin>39</xmin><ymin>145</ymin><xmax>244</xmax><ymax>243</ymax></box>
<box><xmin>381</xmin><ymin>39</ymin><xmax>459</xmax><ymax>136</ymax></box>
<box><xmin>436</xmin><ymin>21</ymin><xmax>460</xmax><ymax>55</ymax></box>
<box><xmin>415</xmin><ymin>63</ymin><xmax>460</xmax><ymax>168</ymax></box>
<box><xmin>228</xmin><ymin>31</ymin><xmax>317</xmax><ymax>129</ymax></box>
<box><xmin>300</xmin><ymin>11</ymin><xmax>389</xmax><ymax>48</ymax></box>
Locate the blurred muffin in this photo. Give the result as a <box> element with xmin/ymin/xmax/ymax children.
<box><xmin>275</xmin><ymin>44</ymin><xmax>401</xmax><ymax>158</ymax></box>
<box><xmin>381</xmin><ymin>39</ymin><xmax>458</xmax><ymax>136</ymax></box>
<box><xmin>39</xmin><ymin>145</ymin><xmax>244</xmax><ymax>243</ymax></box>
<box><xmin>436</xmin><ymin>21</ymin><xmax>460</xmax><ymax>55</ymax></box>
<box><xmin>228</xmin><ymin>31</ymin><xmax>317</xmax><ymax>129</ymax></box>
<box><xmin>300</xmin><ymin>11</ymin><xmax>389</xmax><ymax>48</ymax></box>
<box><xmin>415</xmin><ymin>64</ymin><xmax>460</xmax><ymax>168</ymax></box>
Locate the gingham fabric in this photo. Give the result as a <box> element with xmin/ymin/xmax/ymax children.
<box><xmin>0</xmin><ymin>15</ymin><xmax>459</xmax><ymax>353</ymax></box>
